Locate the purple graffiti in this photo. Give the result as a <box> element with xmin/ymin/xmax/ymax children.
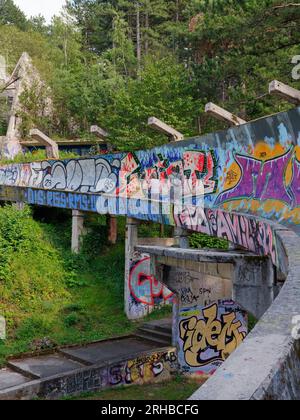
<box><xmin>217</xmin><ymin>149</ymin><xmax>293</xmax><ymax>205</ymax></box>
<box><xmin>291</xmin><ymin>158</ymin><xmax>300</xmax><ymax>206</ymax></box>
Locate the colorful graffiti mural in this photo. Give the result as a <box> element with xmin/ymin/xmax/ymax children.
<box><xmin>1</xmin><ymin>108</ymin><xmax>300</xmax><ymax>242</ymax></box>
<box><xmin>129</xmin><ymin>255</ymin><xmax>173</xmax><ymax>306</ymax></box>
<box><xmin>108</xmin><ymin>350</ymin><xmax>178</xmax><ymax>387</ymax></box>
<box><xmin>178</xmin><ymin>301</ymin><xmax>247</xmax><ymax>375</ymax></box>
<box><xmin>0</xmin><ymin>149</ymin><xmax>218</xmax><ymax>199</ymax></box>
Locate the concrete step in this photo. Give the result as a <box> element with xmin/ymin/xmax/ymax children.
<box><xmin>141</xmin><ymin>318</ymin><xmax>172</xmax><ymax>335</ymax></box>
<box><xmin>59</xmin><ymin>337</ymin><xmax>157</xmax><ymax>366</ymax></box>
<box><xmin>137</xmin><ymin>327</ymin><xmax>172</xmax><ymax>343</ymax></box>
<box><xmin>7</xmin><ymin>354</ymin><xmax>84</xmax><ymax>379</ymax></box>
<box><xmin>134</xmin><ymin>332</ymin><xmax>170</xmax><ymax>347</ymax></box>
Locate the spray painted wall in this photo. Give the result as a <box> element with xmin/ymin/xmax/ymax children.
<box><xmin>127</xmin><ymin>251</ymin><xmax>173</xmax><ymax>320</ymax></box>
<box><xmin>178</xmin><ymin>300</ymin><xmax>247</xmax><ymax>376</ymax></box>
<box><xmin>1</xmin><ymin>107</ymin><xmax>300</xmax><ymax>239</ymax></box>
<box><xmin>1</xmin><ymin>106</ymin><xmax>300</xmax><ymax>374</ymax></box>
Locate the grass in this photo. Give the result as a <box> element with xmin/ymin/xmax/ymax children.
<box><xmin>0</xmin><ymin>206</ymin><xmax>146</xmax><ymax>365</ymax></box>
<box><xmin>0</xmin><ymin>150</ymin><xmax>79</xmax><ymax>165</ymax></box>
<box><xmin>65</xmin><ymin>376</ymin><xmax>205</xmax><ymax>401</ymax></box>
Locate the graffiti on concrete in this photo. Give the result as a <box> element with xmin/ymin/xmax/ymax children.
<box><xmin>178</xmin><ymin>300</ymin><xmax>247</xmax><ymax>375</ymax></box>
<box><xmin>166</xmin><ymin>267</ymin><xmax>232</xmax><ymax>309</ymax></box>
<box><xmin>108</xmin><ymin>350</ymin><xmax>178</xmax><ymax>386</ymax></box>
<box><xmin>216</xmin><ymin>148</ymin><xmax>296</xmax><ymax>206</ymax></box>
<box><xmin>174</xmin><ymin>207</ymin><xmax>277</xmax><ymax>264</ymax></box>
<box><xmin>129</xmin><ymin>255</ymin><xmax>173</xmax><ymax>307</ymax></box>
<box><xmin>42</xmin><ymin>349</ymin><xmax>177</xmax><ymax>397</ymax></box>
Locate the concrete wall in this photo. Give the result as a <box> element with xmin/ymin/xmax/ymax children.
<box><xmin>151</xmin><ymin>258</ymin><xmax>248</xmax><ymax>376</ymax></box>
<box><xmin>0</xmin><ymin>347</ymin><xmax>178</xmax><ymax>400</ymax></box>
<box><xmin>190</xmin><ymin>226</ymin><xmax>300</xmax><ymax>400</ymax></box>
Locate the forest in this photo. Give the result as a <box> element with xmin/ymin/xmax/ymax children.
<box><xmin>1</xmin><ymin>0</ymin><xmax>300</xmax><ymax>151</ymax></box>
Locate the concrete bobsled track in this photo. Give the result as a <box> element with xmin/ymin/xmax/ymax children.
<box><xmin>1</xmin><ymin>106</ymin><xmax>300</xmax><ymax>399</ymax></box>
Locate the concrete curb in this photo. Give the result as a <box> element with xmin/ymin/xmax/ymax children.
<box><xmin>189</xmin><ymin>225</ymin><xmax>300</xmax><ymax>400</ymax></box>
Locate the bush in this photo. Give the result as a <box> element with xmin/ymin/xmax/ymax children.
<box><xmin>189</xmin><ymin>233</ymin><xmax>229</xmax><ymax>250</ymax></box>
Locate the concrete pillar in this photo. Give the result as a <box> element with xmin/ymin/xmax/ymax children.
<box><xmin>174</xmin><ymin>227</ymin><xmax>189</xmax><ymax>249</ymax></box>
<box><xmin>107</xmin><ymin>215</ymin><xmax>118</xmax><ymax>245</ymax></box>
<box><xmin>233</xmin><ymin>257</ymin><xmax>275</xmax><ymax>319</ymax></box>
<box><xmin>71</xmin><ymin>210</ymin><xmax>85</xmax><ymax>254</ymax></box>
<box><xmin>15</xmin><ymin>202</ymin><xmax>25</xmax><ymax>211</ymax></box>
<box><xmin>124</xmin><ymin>218</ymin><xmax>139</xmax><ymax>319</ymax></box>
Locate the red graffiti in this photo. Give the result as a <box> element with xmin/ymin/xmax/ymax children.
<box><xmin>129</xmin><ymin>257</ymin><xmax>173</xmax><ymax>306</ymax></box>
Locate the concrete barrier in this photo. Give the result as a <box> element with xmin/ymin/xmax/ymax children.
<box><xmin>190</xmin><ymin>224</ymin><xmax>300</xmax><ymax>400</ymax></box>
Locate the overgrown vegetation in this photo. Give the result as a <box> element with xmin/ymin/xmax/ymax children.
<box><xmin>1</xmin><ymin>0</ymin><xmax>299</xmax><ymax>147</ymax></box>
<box><xmin>65</xmin><ymin>375</ymin><xmax>206</xmax><ymax>401</ymax></box>
<box><xmin>0</xmin><ymin>205</ymin><xmax>136</xmax><ymax>366</ymax></box>
<box><xmin>189</xmin><ymin>233</ymin><xmax>229</xmax><ymax>250</ymax></box>
<box><xmin>0</xmin><ymin>150</ymin><xmax>79</xmax><ymax>165</ymax></box>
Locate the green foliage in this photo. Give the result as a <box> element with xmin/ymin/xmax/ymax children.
<box><xmin>0</xmin><ymin>0</ymin><xmax>27</xmax><ymax>30</ymax></box>
<box><xmin>2</xmin><ymin>0</ymin><xmax>299</xmax><ymax>145</ymax></box>
<box><xmin>189</xmin><ymin>233</ymin><xmax>229</xmax><ymax>250</ymax></box>
<box><xmin>0</xmin><ymin>150</ymin><xmax>79</xmax><ymax>165</ymax></box>
<box><xmin>0</xmin><ymin>206</ymin><xmax>136</xmax><ymax>365</ymax></box>
<box><xmin>105</xmin><ymin>55</ymin><xmax>199</xmax><ymax>150</ymax></box>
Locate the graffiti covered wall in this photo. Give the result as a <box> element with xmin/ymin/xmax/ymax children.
<box><xmin>41</xmin><ymin>348</ymin><xmax>178</xmax><ymax>399</ymax></box>
<box><xmin>127</xmin><ymin>252</ymin><xmax>173</xmax><ymax>319</ymax></box>
<box><xmin>178</xmin><ymin>300</ymin><xmax>247</xmax><ymax>376</ymax></box>
<box><xmin>1</xmin><ymin>107</ymin><xmax>300</xmax><ymax>260</ymax></box>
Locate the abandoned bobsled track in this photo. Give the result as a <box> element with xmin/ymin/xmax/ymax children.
<box><xmin>1</xmin><ymin>106</ymin><xmax>300</xmax><ymax>399</ymax></box>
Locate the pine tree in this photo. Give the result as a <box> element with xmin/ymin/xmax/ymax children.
<box><xmin>0</xmin><ymin>0</ymin><xmax>28</xmax><ymax>30</ymax></box>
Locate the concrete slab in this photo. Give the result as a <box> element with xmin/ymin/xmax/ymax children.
<box><xmin>0</xmin><ymin>369</ymin><xmax>29</xmax><ymax>390</ymax></box>
<box><xmin>8</xmin><ymin>354</ymin><xmax>84</xmax><ymax>379</ymax></box>
<box><xmin>135</xmin><ymin>245</ymin><xmax>259</xmax><ymax>263</ymax></box>
<box><xmin>144</xmin><ymin>318</ymin><xmax>172</xmax><ymax>330</ymax></box>
<box><xmin>60</xmin><ymin>337</ymin><xmax>157</xmax><ymax>365</ymax></box>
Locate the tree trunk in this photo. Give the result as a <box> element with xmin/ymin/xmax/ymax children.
<box><xmin>145</xmin><ymin>10</ymin><xmax>149</xmax><ymax>56</ymax></box>
<box><xmin>136</xmin><ymin>2</ymin><xmax>141</xmax><ymax>77</ymax></box>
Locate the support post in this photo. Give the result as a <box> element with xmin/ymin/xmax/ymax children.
<box><xmin>107</xmin><ymin>215</ymin><xmax>118</xmax><ymax>245</ymax></box>
<box><xmin>29</xmin><ymin>129</ymin><xmax>59</xmax><ymax>159</ymax></box>
<box><xmin>124</xmin><ymin>218</ymin><xmax>139</xmax><ymax>319</ymax></box>
<box><xmin>90</xmin><ymin>125</ymin><xmax>109</xmax><ymax>140</ymax></box>
<box><xmin>148</xmin><ymin>117</ymin><xmax>184</xmax><ymax>142</ymax></box>
<box><xmin>71</xmin><ymin>210</ymin><xmax>85</xmax><ymax>254</ymax></box>
<box><xmin>174</xmin><ymin>227</ymin><xmax>189</xmax><ymax>249</ymax></box>
<box><xmin>269</xmin><ymin>80</ymin><xmax>300</xmax><ymax>105</ymax></box>
<box><xmin>205</xmin><ymin>102</ymin><xmax>247</xmax><ymax>126</ymax></box>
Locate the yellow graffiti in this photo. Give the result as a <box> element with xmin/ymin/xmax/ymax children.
<box><xmin>179</xmin><ymin>304</ymin><xmax>246</xmax><ymax>367</ymax></box>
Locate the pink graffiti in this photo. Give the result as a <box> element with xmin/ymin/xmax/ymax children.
<box><xmin>174</xmin><ymin>207</ymin><xmax>277</xmax><ymax>265</ymax></box>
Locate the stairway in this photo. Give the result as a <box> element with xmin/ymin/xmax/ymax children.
<box><xmin>134</xmin><ymin>318</ymin><xmax>173</xmax><ymax>347</ymax></box>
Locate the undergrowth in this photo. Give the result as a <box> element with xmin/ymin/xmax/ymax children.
<box><xmin>0</xmin><ymin>205</ymin><xmax>134</xmax><ymax>366</ymax></box>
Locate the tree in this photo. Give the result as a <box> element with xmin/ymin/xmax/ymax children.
<box><xmin>0</xmin><ymin>0</ymin><xmax>28</xmax><ymax>30</ymax></box>
<box><xmin>103</xmin><ymin>55</ymin><xmax>199</xmax><ymax>151</ymax></box>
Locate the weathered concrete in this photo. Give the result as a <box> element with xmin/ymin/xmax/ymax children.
<box><xmin>0</xmin><ymin>369</ymin><xmax>29</xmax><ymax>391</ymax></box>
<box><xmin>190</xmin><ymin>226</ymin><xmax>300</xmax><ymax>400</ymax></box>
<box><xmin>0</xmin><ymin>345</ymin><xmax>177</xmax><ymax>400</ymax></box>
<box><xmin>1</xmin><ymin>53</ymin><xmax>50</xmax><ymax>158</ymax></box>
<box><xmin>29</xmin><ymin>129</ymin><xmax>59</xmax><ymax>160</ymax></box>
<box><xmin>71</xmin><ymin>210</ymin><xmax>85</xmax><ymax>254</ymax></box>
<box><xmin>60</xmin><ymin>337</ymin><xmax>157</xmax><ymax>366</ymax></box>
<box><xmin>8</xmin><ymin>354</ymin><xmax>83</xmax><ymax>379</ymax></box>
<box><xmin>140</xmin><ymin>245</ymin><xmax>274</xmax><ymax>319</ymax></box>
<box><xmin>136</xmin><ymin>245</ymin><xmax>258</xmax><ymax>263</ymax></box>
<box><xmin>124</xmin><ymin>218</ymin><xmax>139</xmax><ymax>320</ymax></box>
<box><xmin>233</xmin><ymin>258</ymin><xmax>274</xmax><ymax>319</ymax></box>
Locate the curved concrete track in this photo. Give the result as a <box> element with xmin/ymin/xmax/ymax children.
<box><xmin>1</xmin><ymin>106</ymin><xmax>300</xmax><ymax>399</ymax></box>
